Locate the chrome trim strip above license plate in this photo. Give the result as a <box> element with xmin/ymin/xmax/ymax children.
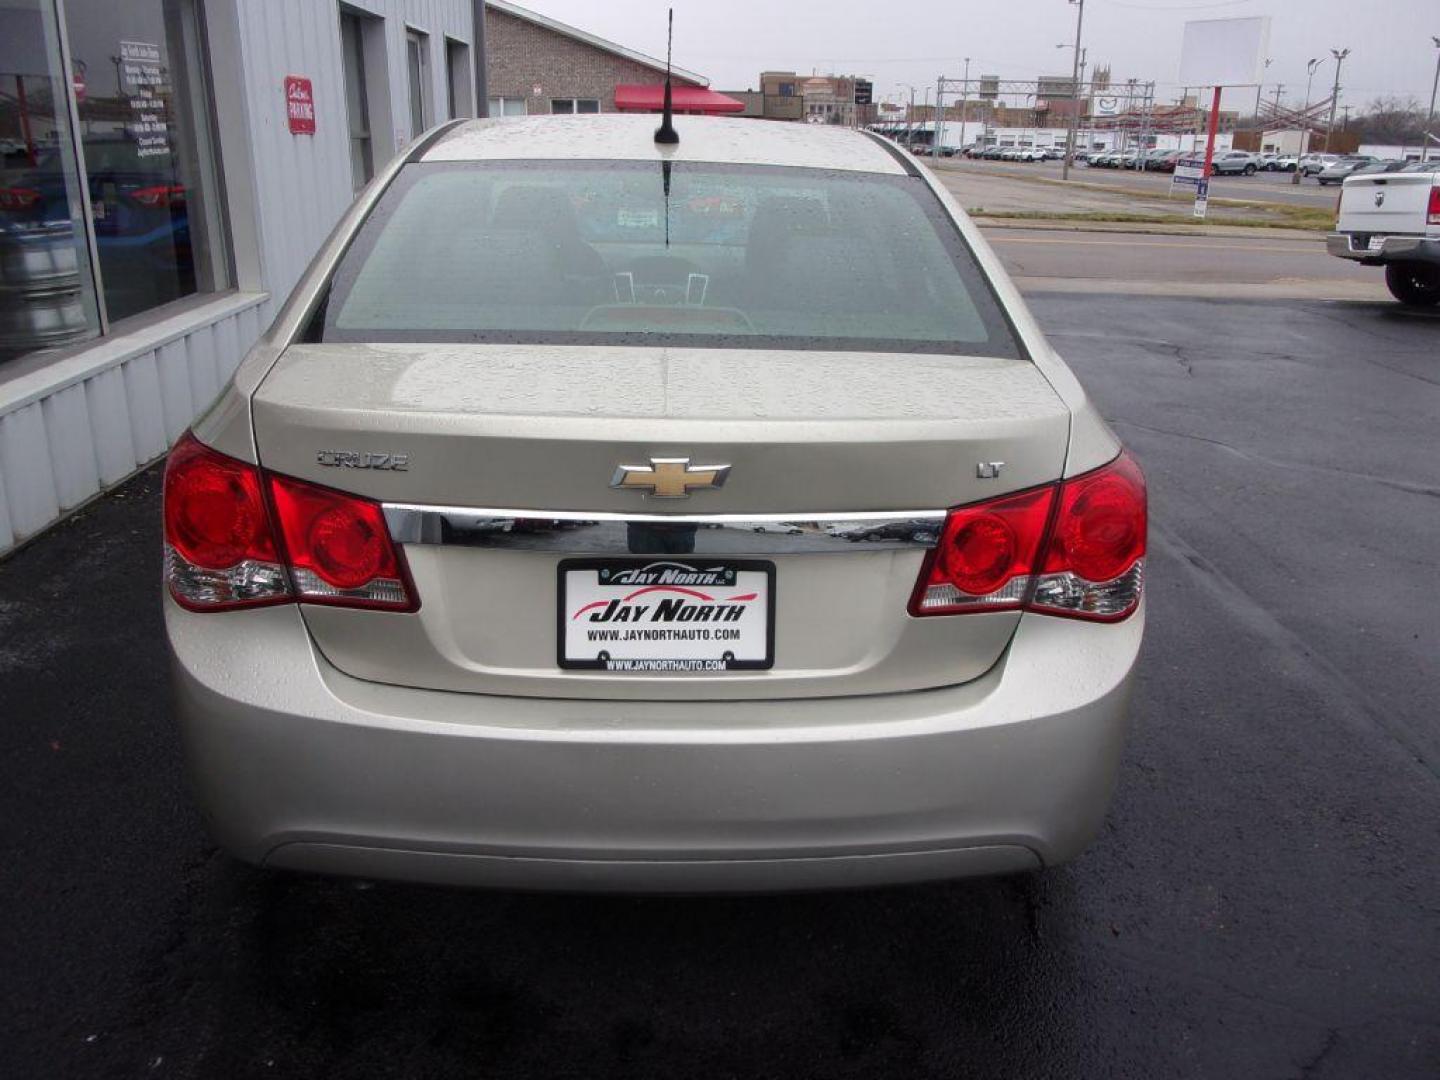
<box><xmin>382</xmin><ymin>504</ymin><xmax>946</xmax><ymax>555</ymax></box>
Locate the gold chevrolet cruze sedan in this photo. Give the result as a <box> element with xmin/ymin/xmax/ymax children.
<box><xmin>163</xmin><ymin>114</ymin><xmax>1145</xmax><ymax>892</ymax></box>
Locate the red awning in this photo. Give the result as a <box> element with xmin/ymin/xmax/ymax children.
<box><xmin>614</xmin><ymin>84</ymin><xmax>745</xmax><ymax>114</ymax></box>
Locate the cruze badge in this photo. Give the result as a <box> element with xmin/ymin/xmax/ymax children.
<box><xmin>611</xmin><ymin>457</ymin><xmax>730</xmax><ymax>498</ymax></box>
<box><xmin>317</xmin><ymin>450</ymin><xmax>409</xmax><ymax>471</ymax></box>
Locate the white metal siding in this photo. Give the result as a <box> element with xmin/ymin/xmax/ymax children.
<box><xmin>235</xmin><ymin>0</ymin><xmax>474</xmax><ymax>306</ymax></box>
<box><xmin>0</xmin><ymin>296</ymin><xmax>266</xmax><ymax>554</ymax></box>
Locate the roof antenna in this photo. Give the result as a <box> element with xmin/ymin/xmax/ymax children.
<box><xmin>654</xmin><ymin>8</ymin><xmax>679</xmax><ymax>145</ymax></box>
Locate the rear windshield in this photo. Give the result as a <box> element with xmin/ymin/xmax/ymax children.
<box><xmin>317</xmin><ymin>160</ymin><xmax>1021</xmax><ymax>357</ymax></box>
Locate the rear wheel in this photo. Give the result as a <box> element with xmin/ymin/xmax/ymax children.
<box><xmin>1385</xmin><ymin>262</ymin><xmax>1440</xmax><ymax>307</ymax></box>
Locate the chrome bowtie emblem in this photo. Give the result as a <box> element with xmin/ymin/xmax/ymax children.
<box><xmin>611</xmin><ymin>457</ymin><xmax>730</xmax><ymax>498</ymax></box>
<box><xmin>1374</xmin><ymin>190</ymin><xmax>1385</xmax><ymax>206</ymax></box>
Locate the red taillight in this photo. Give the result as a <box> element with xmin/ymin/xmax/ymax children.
<box><xmin>910</xmin><ymin>486</ymin><xmax>1055</xmax><ymax>615</ymax></box>
<box><xmin>1427</xmin><ymin>184</ymin><xmax>1440</xmax><ymax>227</ymax></box>
<box><xmin>128</xmin><ymin>184</ymin><xmax>186</xmax><ymax>208</ymax></box>
<box><xmin>1031</xmin><ymin>453</ymin><xmax>1146</xmax><ymax>621</ymax></box>
<box><xmin>164</xmin><ymin>433</ymin><xmax>289</xmax><ymax>610</ymax></box>
<box><xmin>268</xmin><ymin>473</ymin><xmax>415</xmax><ymax>610</ymax></box>
<box><xmin>0</xmin><ymin>187</ymin><xmax>42</xmax><ymax>211</ymax></box>
<box><xmin>163</xmin><ymin>432</ymin><xmax>414</xmax><ymax>612</ymax></box>
<box><xmin>911</xmin><ymin>452</ymin><xmax>1146</xmax><ymax>622</ymax></box>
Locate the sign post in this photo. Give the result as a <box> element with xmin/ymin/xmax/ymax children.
<box><xmin>1177</xmin><ymin>16</ymin><xmax>1271</xmax><ymax>221</ymax></box>
<box><xmin>1194</xmin><ymin>85</ymin><xmax>1222</xmax><ymax>218</ymax></box>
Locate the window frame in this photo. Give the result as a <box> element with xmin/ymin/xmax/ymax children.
<box><xmin>550</xmin><ymin>98</ymin><xmax>601</xmax><ymax>115</ymax></box>
<box><xmin>7</xmin><ymin>0</ymin><xmax>236</xmax><ymax>350</ymax></box>
<box><xmin>405</xmin><ymin>26</ymin><xmax>431</xmax><ymax>135</ymax></box>
<box><xmin>444</xmin><ymin>37</ymin><xmax>473</xmax><ymax>119</ymax></box>
<box><xmin>487</xmin><ymin>95</ymin><xmax>527</xmax><ymax>117</ymax></box>
<box><xmin>340</xmin><ymin>10</ymin><xmax>375</xmax><ymax>190</ymax></box>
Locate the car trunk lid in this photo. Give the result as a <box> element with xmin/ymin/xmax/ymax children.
<box><xmin>250</xmin><ymin>343</ymin><xmax>1071</xmax><ymax>700</ymax></box>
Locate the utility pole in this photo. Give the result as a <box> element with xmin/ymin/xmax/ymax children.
<box><xmin>932</xmin><ymin>76</ymin><xmax>944</xmax><ymax>159</ymax></box>
<box><xmin>1252</xmin><ymin>57</ymin><xmax>1271</xmax><ymax>120</ymax></box>
<box><xmin>959</xmin><ymin>57</ymin><xmax>971</xmax><ymax>153</ymax></box>
<box><xmin>1323</xmin><ymin>47</ymin><xmax>1349</xmax><ymax>152</ymax></box>
<box><xmin>1062</xmin><ymin>0</ymin><xmax>1085</xmax><ymax>180</ymax></box>
<box><xmin>1261</xmin><ymin>83</ymin><xmax>1283</xmax><ymax>151</ymax></box>
<box><xmin>1426</xmin><ymin>36</ymin><xmax>1440</xmax><ymax>162</ymax></box>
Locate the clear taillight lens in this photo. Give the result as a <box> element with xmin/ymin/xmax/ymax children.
<box><xmin>268</xmin><ymin>474</ymin><xmax>415</xmax><ymax>610</ymax></box>
<box><xmin>163</xmin><ymin>433</ymin><xmax>290</xmax><ymax>610</ymax></box>
<box><xmin>911</xmin><ymin>452</ymin><xmax>1146</xmax><ymax>623</ymax></box>
<box><xmin>163</xmin><ymin>432</ymin><xmax>415</xmax><ymax>613</ymax></box>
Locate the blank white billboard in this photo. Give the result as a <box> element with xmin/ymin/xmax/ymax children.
<box><xmin>1178</xmin><ymin>17</ymin><xmax>1271</xmax><ymax>87</ymax></box>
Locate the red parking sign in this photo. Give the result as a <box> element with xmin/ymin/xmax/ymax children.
<box><xmin>285</xmin><ymin>76</ymin><xmax>316</xmax><ymax>135</ymax></box>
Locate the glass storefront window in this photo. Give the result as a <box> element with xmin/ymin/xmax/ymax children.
<box><xmin>0</xmin><ymin>0</ymin><xmax>103</xmax><ymax>361</ymax></box>
<box><xmin>64</xmin><ymin>0</ymin><xmax>229</xmax><ymax>323</ymax></box>
<box><xmin>0</xmin><ymin>0</ymin><xmax>229</xmax><ymax>367</ymax></box>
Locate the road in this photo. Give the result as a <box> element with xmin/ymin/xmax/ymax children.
<box><xmin>3</xmin><ymin>295</ymin><xmax>1438</xmax><ymax>1079</ymax></box>
<box><xmin>938</xmin><ymin>157</ymin><xmax>1338</xmax><ymax>209</ymax></box>
<box><xmin>978</xmin><ymin>225</ymin><xmax>1386</xmax><ymax>299</ymax></box>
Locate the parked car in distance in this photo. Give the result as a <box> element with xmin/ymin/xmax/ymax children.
<box><xmin>1211</xmin><ymin>151</ymin><xmax>1259</xmax><ymax>176</ymax></box>
<box><xmin>1327</xmin><ymin>158</ymin><xmax>1440</xmax><ymax>305</ymax></box>
<box><xmin>1154</xmin><ymin>150</ymin><xmax>1185</xmax><ymax>173</ymax></box>
<box><xmin>1347</xmin><ymin>160</ymin><xmax>1411</xmax><ymax>178</ymax></box>
<box><xmin>1273</xmin><ymin>154</ymin><xmax>1299</xmax><ymax>172</ymax></box>
<box><xmin>161</xmin><ymin>114</ymin><xmax>1148</xmax><ymax>893</ymax></box>
<box><xmin>1300</xmin><ymin>153</ymin><xmax>1340</xmax><ymax>176</ymax></box>
<box><xmin>1316</xmin><ymin>156</ymin><xmax>1379</xmax><ymax>185</ymax></box>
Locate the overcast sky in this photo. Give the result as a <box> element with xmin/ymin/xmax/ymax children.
<box><xmin>517</xmin><ymin>0</ymin><xmax>1440</xmax><ymax>115</ymax></box>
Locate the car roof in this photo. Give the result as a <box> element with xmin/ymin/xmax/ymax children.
<box><xmin>422</xmin><ymin>115</ymin><xmax>908</xmax><ymax>175</ymax></box>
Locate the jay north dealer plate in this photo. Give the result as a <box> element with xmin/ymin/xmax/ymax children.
<box><xmin>558</xmin><ymin>559</ymin><xmax>775</xmax><ymax>671</ymax></box>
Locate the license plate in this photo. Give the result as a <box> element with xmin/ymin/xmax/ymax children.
<box><xmin>558</xmin><ymin>559</ymin><xmax>774</xmax><ymax>671</ymax></box>
<box><xmin>1367</xmin><ymin>236</ymin><xmax>1386</xmax><ymax>252</ymax></box>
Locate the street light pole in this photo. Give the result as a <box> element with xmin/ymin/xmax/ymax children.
<box><xmin>1425</xmin><ymin>36</ymin><xmax>1440</xmax><ymax>162</ymax></box>
<box><xmin>1062</xmin><ymin>0</ymin><xmax>1085</xmax><ymax>181</ymax></box>
<box><xmin>1323</xmin><ymin>47</ymin><xmax>1349</xmax><ymax>152</ymax></box>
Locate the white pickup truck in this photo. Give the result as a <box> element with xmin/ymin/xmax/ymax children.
<box><xmin>1326</xmin><ymin>161</ymin><xmax>1440</xmax><ymax>306</ymax></box>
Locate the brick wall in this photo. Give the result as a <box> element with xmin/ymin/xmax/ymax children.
<box><xmin>485</xmin><ymin>8</ymin><xmax>701</xmax><ymax>114</ymax></box>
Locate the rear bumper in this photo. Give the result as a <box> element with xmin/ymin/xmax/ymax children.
<box><xmin>1327</xmin><ymin>233</ymin><xmax>1440</xmax><ymax>266</ymax></box>
<box><xmin>167</xmin><ymin>597</ymin><xmax>1142</xmax><ymax>892</ymax></box>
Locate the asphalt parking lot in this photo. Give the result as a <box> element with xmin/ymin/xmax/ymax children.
<box><xmin>3</xmin><ymin>294</ymin><xmax>1438</xmax><ymax>1079</ymax></box>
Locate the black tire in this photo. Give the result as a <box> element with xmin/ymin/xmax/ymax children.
<box><xmin>1243</xmin><ymin>164</ymin><xmax>1256</xmax><ymax>175</ymax></box>
<box><xmin>1385</xmin><ymin>262</ymin><xmax>1440</xmax><ymax>307</ymax></box>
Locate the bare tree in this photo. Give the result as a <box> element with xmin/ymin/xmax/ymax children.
<box><xmin>1351</xmin><ymin>95</ymin><xmax>1427</xmax><ymax>143</ymax></box>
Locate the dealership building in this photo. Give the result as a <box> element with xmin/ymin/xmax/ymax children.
<box><xmin>0</xmin><ymin>0</ymin><xmax>483</xmax><ymax>556</ymax></box>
